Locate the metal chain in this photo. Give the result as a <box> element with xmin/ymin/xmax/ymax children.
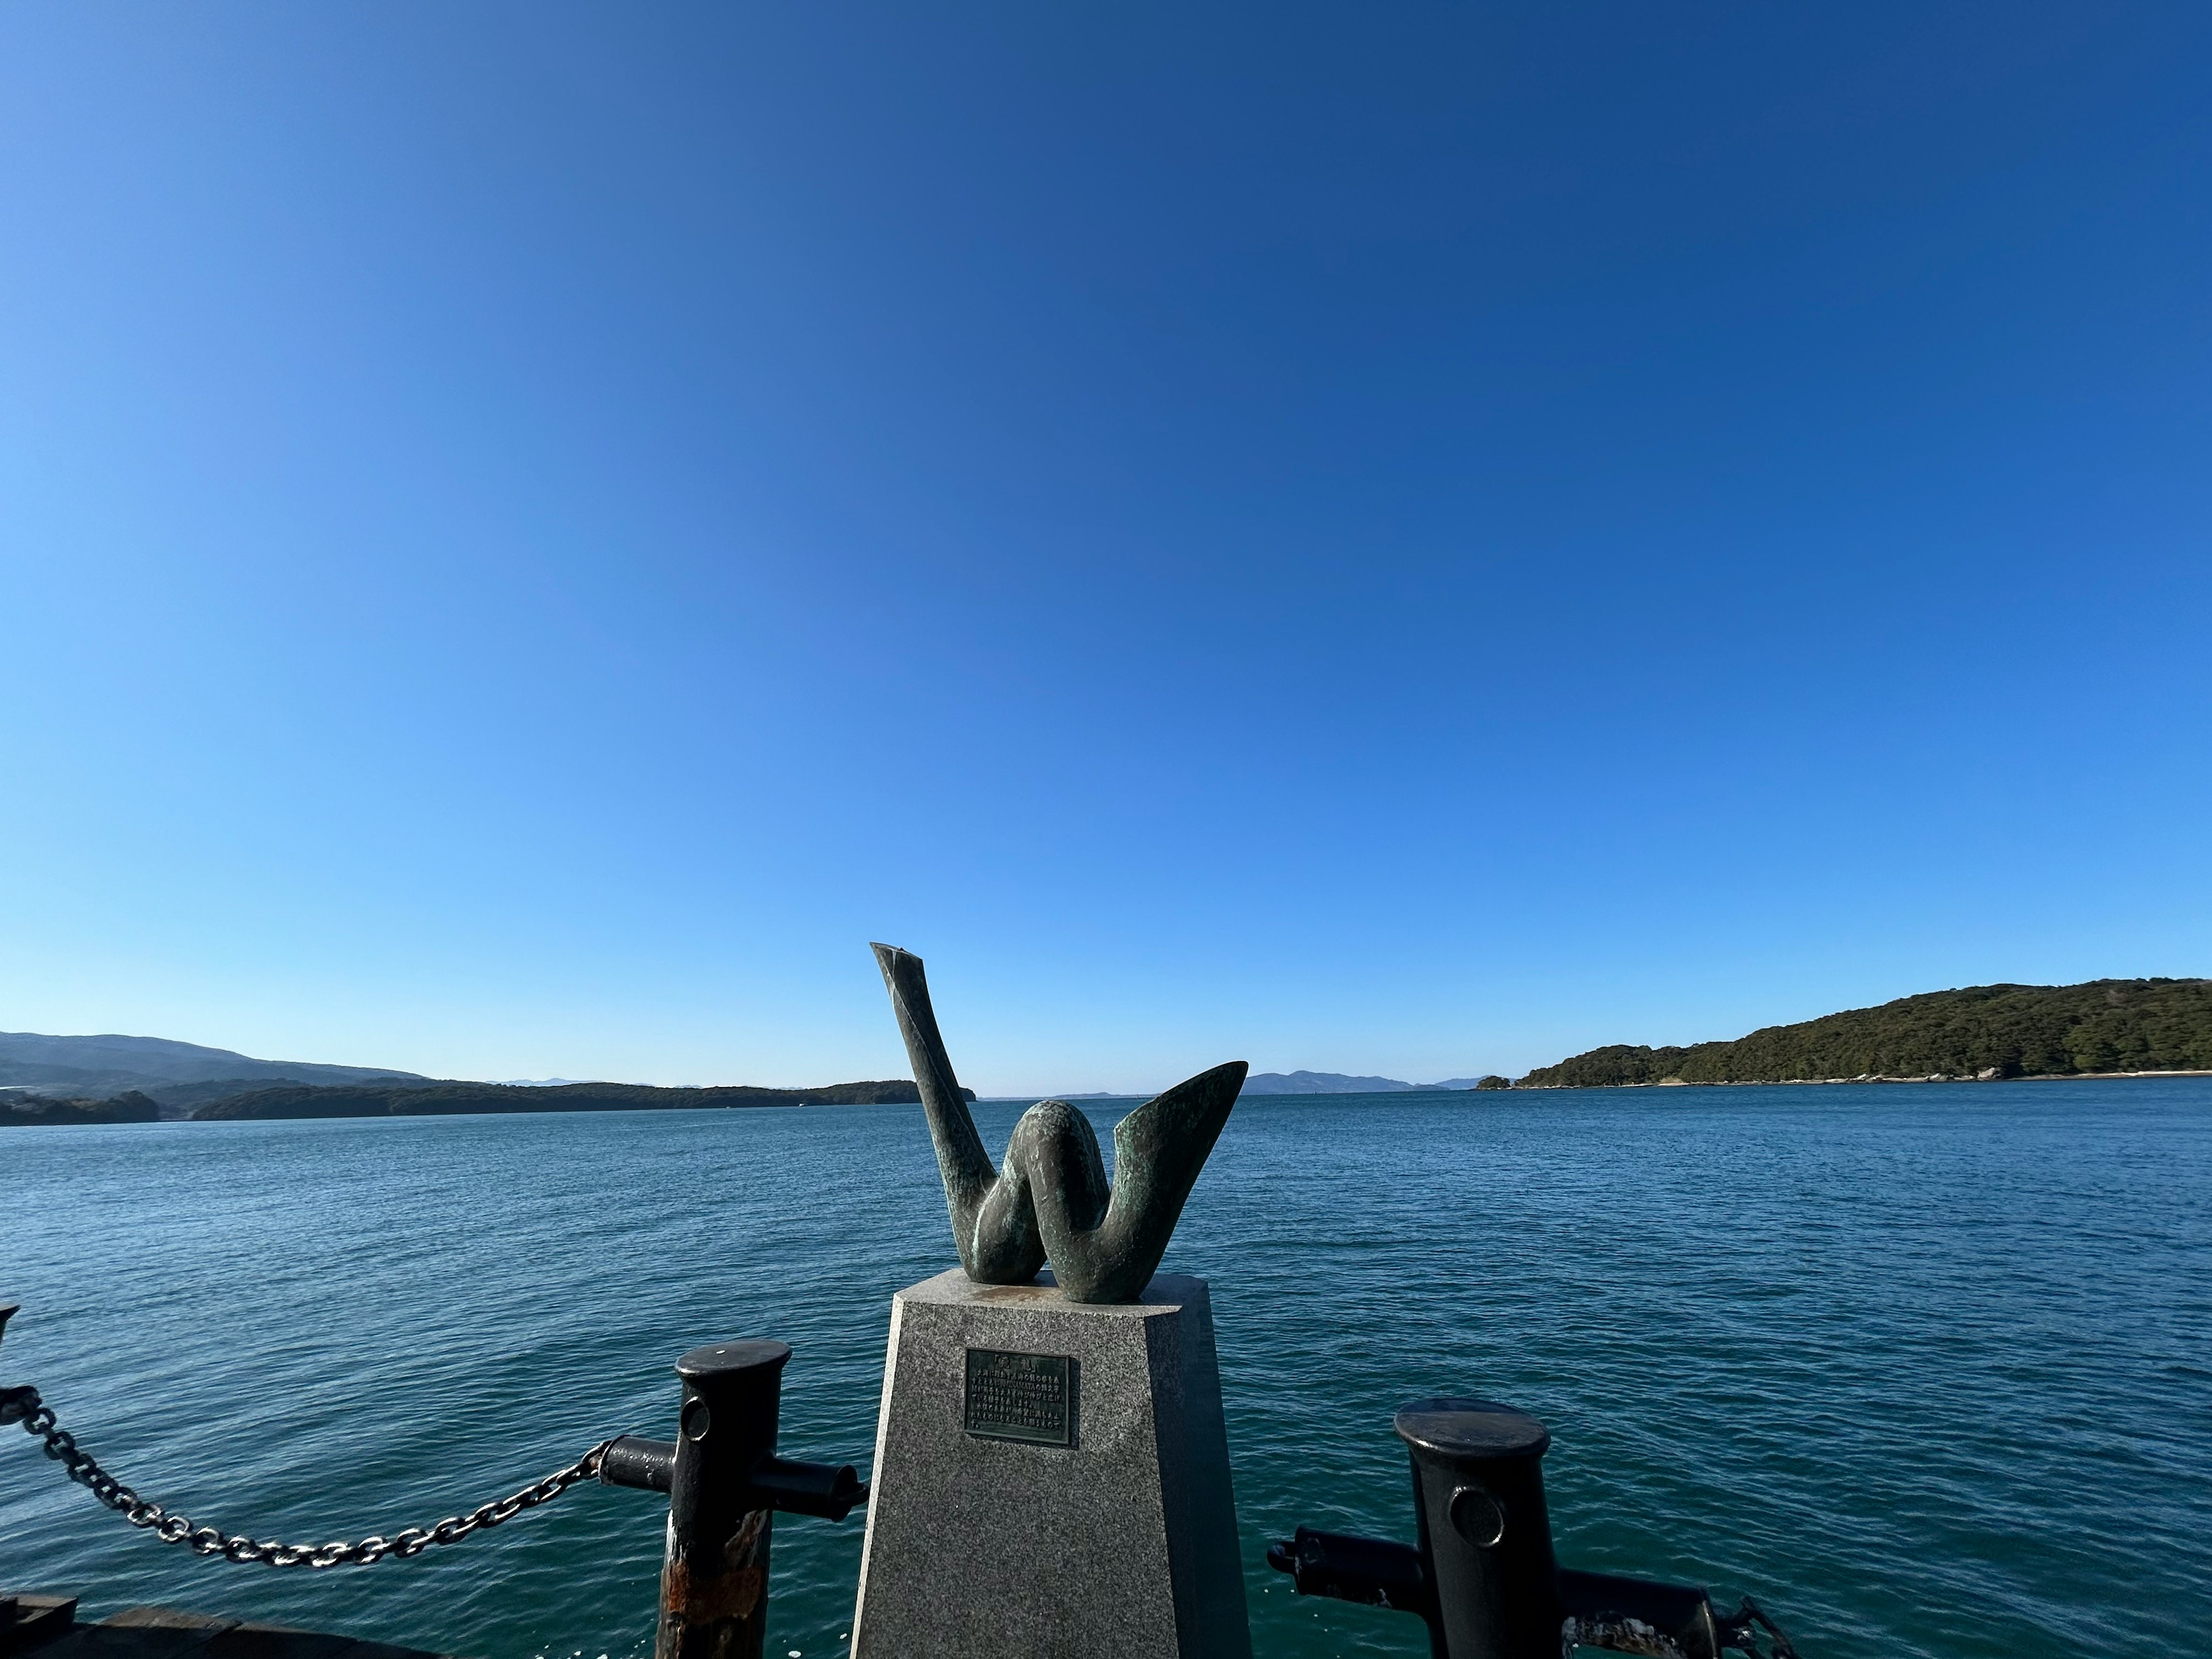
<box><xmin>3</xmin><ymin>1381</ymin><xmax>611</xmax><ymax>1569</ymax></box>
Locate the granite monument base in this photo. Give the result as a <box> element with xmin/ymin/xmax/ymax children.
<box><xmin>850</xmin><ymin>1269</ymin><xmax>1251</xmax><ymax>1659</ymax></box>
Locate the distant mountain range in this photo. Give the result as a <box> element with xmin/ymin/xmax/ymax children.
<box><xmin>25</xmin><ymin>975</ymin><xmax>2196</xmax><ymax>1124</ymax></box>
<box><xmin>0</xmin><ymin>1031</ymin><xmax>430</xmax><ymax>1115</ymax></box>
<box><xmin>0</xmin><ymin>1031</ymin><xmax>1504</xmax><ymax>1115</ymax></box>
<box><xmin>0</xmin><ymin>1030</ymin><xmax>954</xmax><ymax>1123</ymax></box>
<box><xmin>1241</xmin><ymin>1070</ymin><xmax>1490</xmax><ymax>1094</ymax></box>
<box><xmin>191</xmin><ymin>1079</ymin><xmax>942</xmax><ymax>1121</ymax></box>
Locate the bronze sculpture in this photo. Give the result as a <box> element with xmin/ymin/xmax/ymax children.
<box><xmin>872</xmin><ymin>944</ymin><xmax>1246</xmax><ymax>1304</ymax></box>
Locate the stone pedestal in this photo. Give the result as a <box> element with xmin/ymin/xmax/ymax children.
<box><xmin>851</xmin><ymin>1270</ymin><xmax>1251</xmax><ymax>1659</ymax></box>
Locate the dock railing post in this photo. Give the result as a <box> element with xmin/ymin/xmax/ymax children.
<box><xmin>1392</xmin><ymin>1397</ymin><xmax>1563</xmax><ymax>1659</ymax></box>
<box><xmin>660</xmin><ymin>1341</ymin><xmax>787</xmax><ymax>1659</ymax></box>
<box><xmin>1269</xmin><ymin>1396</ymin><xmax>1778</xmax><ymax>1659</ymax></box>
<box><xmin>600</xmin><ymin>1339</ymin><xmax>866</xmax><ymax>1659</ymax></box>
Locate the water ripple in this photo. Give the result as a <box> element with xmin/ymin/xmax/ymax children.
<box><xmin>2</xmin><ymin>1080</ymin><xmax>2206</xmax><ymax>1658</ymax></box>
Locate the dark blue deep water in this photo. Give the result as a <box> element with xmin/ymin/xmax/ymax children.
<box><xmin>4</xmin><ymin>1081</ymin><xmax>2209</xmax><ymax>1658</ymax></box>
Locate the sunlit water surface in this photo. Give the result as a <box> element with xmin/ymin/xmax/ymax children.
<box><xmin>5</xmin><ymin>1082</ymin><xmax>2208</xmax><ymax>1659</ymax></box>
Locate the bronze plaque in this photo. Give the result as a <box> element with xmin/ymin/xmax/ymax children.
<box><xmin>963</xmin><ymin>1349</ymin><xmax>1077</xmax><ymax>1446</ymax></box>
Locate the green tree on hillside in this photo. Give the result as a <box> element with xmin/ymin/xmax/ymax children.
<box><xmin>1517</xmin><ymin>979</ymin><xmax>2212</xmax><ymax>1088</ymax></box>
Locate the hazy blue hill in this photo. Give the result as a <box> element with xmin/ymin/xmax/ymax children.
<box><xmin>1518</xmin><ymin>978</ymin><xmax>2212</xmax><ymax>1087</ymax></box>
<box><xmin>0</xmin><ymin>1027</ymin><xmax>980</xmax><ymax>1123</ymax></box>
<box><xmin>1243</xmin><ymin>1070</ymin><xmax>1419</xmax><ymax>1094</ymax></box>
<box><xmin>0</xmin><ymin>1031</ymin><xmax>428</xmax><ymax>1104</ymax></box>
<box><xmin>192</xmin><ymin>1078</ymin><xmax>962</xmax><ymax>1120</ymax></box>
<box><xmin>1242</xmin><ymin>1070</ymin><xmax>1494</xmax><ymax>1093</ymax></box>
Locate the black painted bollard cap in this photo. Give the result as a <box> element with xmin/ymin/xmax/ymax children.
<box><xmin>675</xmin><ymin>1339</ymin><xmax>793</xmax><ymax>1381</ymax></box>
<box><xmin>1393</xmin><ymin>1397</ymin><xmax>1551</xmax><ymax>1460</ymax></box>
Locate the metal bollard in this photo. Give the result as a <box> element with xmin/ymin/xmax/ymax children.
<box><xmin>1398</xmin><ymin>1397</ymin><xmax>1562</xmax><ymax>1659</ymax></box>
<box><xmin>1268</xmin><ymin>1397</ymin><xmax>1795</xmax><ymax>1659</ymax></box>
<box><xmin>601</xmin><ymin>1339</ymin><xmax>868</xmax><ymax>1659</ymax></box>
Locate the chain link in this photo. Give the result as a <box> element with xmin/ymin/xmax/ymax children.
<box><xmin>3</xmin><ymin>1381</ymin><xmax>611</xmax><ymax>1569</ymax></box>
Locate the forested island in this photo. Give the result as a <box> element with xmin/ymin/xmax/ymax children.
<box><xmin>2</xmin><ymin>1090</ymin><xmax>161</xmax><ymax>1127</ymax></box>
<box><xmin>190</xmin><ymin>1078</ymin><xmax>960</xmax><ymax>1120</ymax></box>
<box><xmin>1516</xmin><ymin>978</ymin><xmax>2212</xmax><ymax>1088</ymax></box>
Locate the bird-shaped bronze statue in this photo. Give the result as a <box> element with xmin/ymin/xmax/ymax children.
<box><xmin>872</xmin><ymin>944</ymin><xmax>1246</xmax><ymax>1304</ymax></box>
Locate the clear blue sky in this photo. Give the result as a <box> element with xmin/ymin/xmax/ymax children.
<box><xmin>3</xmin><ymin>4</ymin><xmax>2207</xmax><ymax>1093</ymax></box>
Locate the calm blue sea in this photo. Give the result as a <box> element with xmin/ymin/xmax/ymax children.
<box><xmin>4</xmin><ymin>1082</ymin><xmax>2209</xmax><ymax>1659</ymax></box>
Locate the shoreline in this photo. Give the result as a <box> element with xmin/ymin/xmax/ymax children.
<box><xmin>1514</xmin><ymin>1068</ymin><xmax>2212</xmax><ymax>1090</ymax></box>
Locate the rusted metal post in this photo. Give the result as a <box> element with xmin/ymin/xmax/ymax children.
<box><xmin>658</xmin><ymin>1340</ymin><xmax>787</xmax><ymax>1659</ymax></box>
<box><xmin>600</xmin><ymin>1338</ymin><xmax>866</xmax><ymax>1659</ymax></box>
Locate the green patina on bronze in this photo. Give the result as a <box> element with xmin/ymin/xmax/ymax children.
<box><xmin>871</xmin><ymin>944</ymin><xmax>1245</xmax><ymax>1305</ymax></box>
